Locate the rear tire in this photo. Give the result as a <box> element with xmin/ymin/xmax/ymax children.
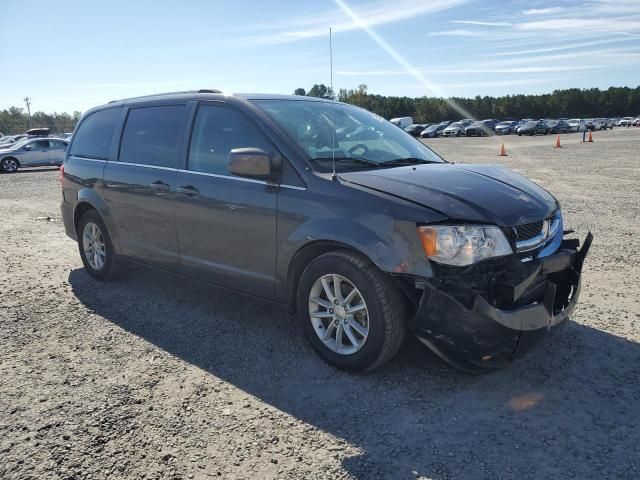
<box><xmin>296</xmin><ymin>250</ymin><xmax>405</xmax><ymax>372</ymax></box>
<box><xmin>77</xmin><ymin>210</ymin><xmax>121</xmax><ymax>281</ymax></box>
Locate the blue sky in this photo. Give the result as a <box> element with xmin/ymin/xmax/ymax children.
<box><xmin>1</xmin><ymin>0</ymin><xmax>639</xmax><ymax>113</ymax></box>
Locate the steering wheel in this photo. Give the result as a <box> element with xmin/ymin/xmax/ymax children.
<box><xmin>348</xmin><ymin>143</ymin><xmax>369</xmax><ymax>156</ymax></box>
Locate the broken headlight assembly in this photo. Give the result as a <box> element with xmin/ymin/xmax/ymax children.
<box><xmin>417</xmin><ymin>225</ymin><xmax>513</xmax><ymax>266</ymax></box>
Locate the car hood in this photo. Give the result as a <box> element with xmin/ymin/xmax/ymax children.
<box><xmin>340</xmin><ymin>163</ymin><xmax>558</xmax><ymax>226</ymax></box>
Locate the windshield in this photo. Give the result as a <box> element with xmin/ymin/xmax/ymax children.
<box><xmin>524</xmin><ymin>121</ymin><xmax>537</xmax><ymax>127</ymax></box>
<box><xmin>497</xmin><ymin>121</ymin><xmax>512</xmax><ymax>126</ymax></box>
<box><xmin>6</xmin><ymin>139</ymin><xmax>29</xmax><ymax>149</ymax></box>
<box><xmin>253</xmin><ymin>99</ymin><xmax>445</xmax><ymax>172</ymax></box>
<box><xmin>448</xmin><ymin>122</ymin><xmax>461</xmax><ymax>128</ymax></box>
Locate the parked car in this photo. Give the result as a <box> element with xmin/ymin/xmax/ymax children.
<box><xmin>0</xmin><ymin>134</ymin><xmax>30</xmax><ymax>147</ymax></box>
<box><xmin>546</xmin><ymin>120</ymin><xmax>571</xmax><ymax>134</ymax></box>
<box><xmin>390</xmin><ymin>117</ymin><xmax>413</xmax><ymax>129</ymax></box>
<box><xmin>420</xmin><ymin>121</ymin><xmax>450</xmax><ymax>138</ymax></box>
<box><xmin>464</xmin><ymin>120</ymin><xmax>495</xmax><ymax>136</ymax></box>
<box><xmin>0</xmin><ymin>138</ymin><xmax>68</xmax><ymax>172</ymax></box>
<box><xmin>518</xmin><ymin>120</ymin><xmax>549</xmax><ymax>136</ymax></box>
<box><xmin>404</xmin><ymin>124</ymin><xmax>429</xmax><ymax>137</ymax></box>
<box><xmin>441</xmin><ymin>120</ymin><xmax>471</xmax><ymax>137</ymax></box>
<box><xmin>24</xmin><ymin>127</ymin><xmax>51</xmax><ymax>137</ymax></box>
<box><xmin>633</xmin><ymin>117</ymin><xmax>640</xmax><ymax>126</ymax></box>
<box><xmin>618</xmin><ymin>117</ymin><xmax>633</xmax><ymax>127</ymax></box>
<box><xmin>596</xmin><ymin>118</ymin><xmax>613</xmax><ymax>130</ymax></box>
<box><xmin>61</xmin><ymin>90</ymin><xmax>591</xmax><ymax>373</ymax></box>
<box><xmin>495</xmin><ymin>121</ymin><xmax>519</xmax><ymax>135</ymax></box>
<box><xmin>567</xmin><ymin>119</ymin><xmax>586</xmax><ymax>132</ymax></box>
<box><xmin>514</xmin><ymin>119</ymin><xmax>534</xmax><ymax>133</ymax></box>
<box><xmin>584</xmin><ymin>119</ymin><xmax>603</xmax><ymax>131</ymax></box>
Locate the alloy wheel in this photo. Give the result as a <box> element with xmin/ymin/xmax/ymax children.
<box><xmin>2</xmin><ymin>159</ymin><xmax>18</xmax><ymax>172</ymax></box>
<box><xmin>82</xmin><ymin>222</ymin><xmax>106</xmax><ymax>270</ymax></box>
<box><xmin>308</xmin><ymin>274</ymin><xmax>369</xmax><ymax>355</ymax></box>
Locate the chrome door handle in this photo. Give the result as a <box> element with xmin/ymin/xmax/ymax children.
<box><xmin>177</xmin><ymin>185</ymin><xmax>199</xmax><ymax>196</ymax></box>
<box><xmin>150</xmin><ymin>181</ymin><xmax>171</xmax><ymax>192</ymax></box>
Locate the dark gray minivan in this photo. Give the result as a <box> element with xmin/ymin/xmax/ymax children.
<box><xmin>61</xmin><ymin>90</ymin><xmax>591</xmax><ymax>372</ymax></box>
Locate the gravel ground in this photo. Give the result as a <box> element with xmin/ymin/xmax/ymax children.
<box><xmin>1</xmin><ymin>128</ymin><xmax>639</xmax><ymax>480</ymax></box>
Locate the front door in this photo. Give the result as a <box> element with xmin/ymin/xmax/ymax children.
<box><xmin>21</xmin><ymin>139</ymin><xmax>50</xmax><ymax>166</ymax></box>
<box><xmin>103</xmin><ymin>104</ymin><xmax>188</xmax><ymax>271</ymax></box>
<box><xmin>174</xmin><ymin>103</ymin><xmax>278</xmax><ymax>298</ymax></box>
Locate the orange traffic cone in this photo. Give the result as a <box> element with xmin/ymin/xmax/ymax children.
<box><xmin>588</xmin><ymin>131</ymin><xmax>593</xmax><ymax>142</ymax></box>
<box><xmin>555</xmin><ymin>135</ymin><xmax>561</xmax><ymax>148</ymax></box>
<box><xmin>498</xmin><ymin>142</ymin><xmax>507</xmax><ymax>156</ymax></box>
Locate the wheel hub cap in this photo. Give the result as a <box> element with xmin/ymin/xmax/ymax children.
<box><xmin>82</xmin><ymin>222</ymin><xmax>106</xmax><ymax>271</ymax></box>
<box><xmin>308</xmin><ymin>274</ymin><xmax>369</xmax><ymax>355</ymax></box>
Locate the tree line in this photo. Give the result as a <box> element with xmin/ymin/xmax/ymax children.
<box><xmin>2</xmin><ymin>84</ymin><xmax>638</xmax><ymax>135</ymax></box>
<box><xmin>295</xmin><ymin>84</ymin><xmax>640</xmax><ymax>122</ymax></box>
<box><xmin>0</xmin><ymin>107</ymin><xmax>81</xmax><ymax>135</ymax></box>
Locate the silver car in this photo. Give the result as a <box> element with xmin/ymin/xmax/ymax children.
<box><xmin>0</xmin><ymin>138</ymin><xmax>68</xmax><ymax>173</ymax></box>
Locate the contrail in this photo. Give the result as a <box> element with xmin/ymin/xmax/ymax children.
<box><xmin>332</xmin><ymin>0</ymin><xmax>480</xmax><ymax>124</ymax></box>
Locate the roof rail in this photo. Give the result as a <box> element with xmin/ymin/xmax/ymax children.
<box><xmin>108</xmin><ymin>89</ymin><xmax>222</xmax><ymax>104</ymax></box>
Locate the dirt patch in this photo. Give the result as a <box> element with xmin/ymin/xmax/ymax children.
<box><xmin>1</xmin><ymin>128</ymin><xmax>639</xmax><ymax>479</ymax></box>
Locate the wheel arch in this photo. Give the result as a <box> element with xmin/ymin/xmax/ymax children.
<box><xmin>72</xmin><ymin>190</ymin><xmax>122</xmax><ymax>254</ymax></box>
<box><xmin>73</xmin><ymin>201</ymin><xmax>98</xmax><ymax>234</ymax></box>
<box><xmin>286</xmin><ymin>240</ymin><xmax>375</xmax><ymax>312</ymax></box>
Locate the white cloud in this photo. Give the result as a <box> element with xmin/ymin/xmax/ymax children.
<box><xmin>238</xmin><ymin>0</ymin><xmax>468</xmax><ymax>45</ymax></box>
<box><xmin>522</xmin><ymin>7</ymin><xmax>564</xmax><ymax>16</ymax></box>
<box><xmin>516</xmin><ymin>18</ymin><xmax>640</xmax><ymax>32</ymax></box>
<box><xmin>450</xmin><ymin>20</ymin><xmax>512</xmax><ymax>27</ymax></box>
<box><xmin>486</xmin><ymin>36</ymin><xmax>640</xmax><ymax>57</ymax></box>
<box><xmin>428</xmin><ymin>29</ymin><xmax>484</xmax><ymax>36</ymax></box>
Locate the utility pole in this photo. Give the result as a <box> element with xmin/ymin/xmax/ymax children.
<box><xmin>24</xmin><ymin>97</ymin><xmax>32</xmax><ymax>128</ymax></box>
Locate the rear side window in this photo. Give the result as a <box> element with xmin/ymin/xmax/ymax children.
<box><xmin>31</xmin><ymin>140</ymin><xmax>50</xmax><ymax>149</ymax></box>
<box><xmin>70</xmin><ymin>108</ymin><xmax>119</xmax><ymax>160</ymax></box>
<box><xmin>119</xmin><ymin>105</ymin><xmax>186</xmax><ymax>168</ymax></box>
<box><xmin>188</xmin><ymin>104</ymin><xmax>272</xmax><ymax>175</ymax></box>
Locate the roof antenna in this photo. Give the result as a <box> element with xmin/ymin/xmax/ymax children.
<box><xmin>329</xmin><ymin>27</ymin><xmax>338</xmax><ymax>182</ymax></box>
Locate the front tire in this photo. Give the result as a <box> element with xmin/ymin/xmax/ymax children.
<box><xmin>297</xmin><ymin>250</ymin><xmax>405</xmax><ymax>372</ymax></box>
<box><xmin>1</xmin><ymin>157</ymin><xmax>19</xmax><ymax>173</ymax></box>
<box><xmin>77</xmin><ymin>210</ymin><xmax>121</xmax><ymax>281</ymax></box>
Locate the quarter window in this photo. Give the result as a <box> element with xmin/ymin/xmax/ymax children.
<box><xmin>188</xmin><ymin>104</ymin><xmax>272</xmax><ymax>175</ymax></box>
<box><xmin>119</xmin><ymin>105</ymin><xmax>186</xmax><ymax>168</ymax></box>
<box><xmin>70</xmin><ymin>107</ymin><xmax>120</xmax><ymax>160</ymax></box>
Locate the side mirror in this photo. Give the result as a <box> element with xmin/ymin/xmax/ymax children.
<box><xmin>227</xmin><ymin>148</ymin><xmax>279</xmax><ymax>180</ymax></box>
<box><xmin>23</xmin><ymin>144</ymin><xmax>32</xmax><ymax>151</ymax></box>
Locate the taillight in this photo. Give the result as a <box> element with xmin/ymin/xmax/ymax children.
<box><xmin>59</xmin><ymin>164</ymin><xmax>64</xmax><ymax>185</ymax></box>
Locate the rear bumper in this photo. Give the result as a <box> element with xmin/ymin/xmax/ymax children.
<box><xmin>61</xmin><ymin>201</ymin><xmax>77</xmax><ymax>241</ymax></box>
<box><xmin>409</xmin><ymin>233</ymin><xmax>592</xmax><ymax>372</ymax></box>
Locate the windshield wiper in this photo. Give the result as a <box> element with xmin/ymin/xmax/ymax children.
<box><xmin>312</xmin><ymin>156</ymin><xmax>381</xmax><ymax>168</ymax></box>
<box><xmin>379</xmin><ymin>157</ymin><xmax>440</xmax><ymax>166</ymax></box>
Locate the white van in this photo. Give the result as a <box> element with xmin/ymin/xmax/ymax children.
<box><xmin>390</xmin><ymin>117</ymin><xmax>413</xmax><ymax>129</ymax></box>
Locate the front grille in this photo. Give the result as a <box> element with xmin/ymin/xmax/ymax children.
<box><xmin>515</xmin><ymin>221</ymin><xmax>544</xmax><ymax>241</ymax></box>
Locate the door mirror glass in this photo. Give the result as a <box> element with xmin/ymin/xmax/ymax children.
<box><xmin>23</xmin><ymin>144</ymin><xmax>32</xmax><ymax>151</ymax></box>
<box><xmin>227</xmin><ymin>148</ymin><xmax>273</xmax><ymax>179</ymax></box>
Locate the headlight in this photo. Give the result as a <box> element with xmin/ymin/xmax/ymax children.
<box><xmin>417</xmin><ymin>225</ymin><xmax>512</xmax><ymax>266</ymax></box>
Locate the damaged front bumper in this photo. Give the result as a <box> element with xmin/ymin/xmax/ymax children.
<box><xmin>408</xmin><ymin>232</ymin><xmax>592</xmax><ymax>372</ymax></box>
